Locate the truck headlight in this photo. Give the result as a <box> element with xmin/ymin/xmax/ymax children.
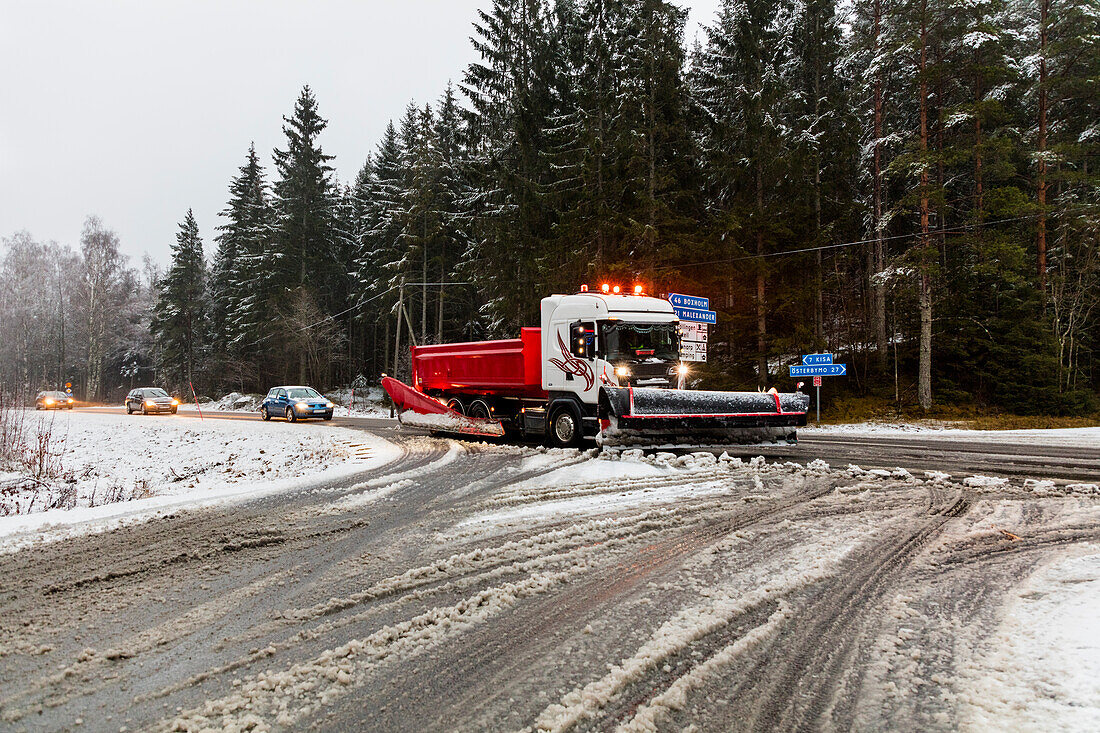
<box><xmin>614</xmin><ymin>366</ymin><xmax>630</xmax><ymax>378</ymax></box>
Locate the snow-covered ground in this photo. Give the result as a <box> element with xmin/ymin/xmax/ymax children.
<box><xmin>0</xmin><ymin>410</ymin><xmax>401</xmax><ymax>550</ymax></box>
<box><xmin>804</xmin><ymin>422</ymin><xmax>1100</xmax><ymax>448</ymax></box>
<box><xmin>959</xmin><ymin>545</ymin><xmax>1100</xmax><ymax>730</ymax></box>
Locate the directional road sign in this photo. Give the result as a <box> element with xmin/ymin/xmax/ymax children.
<box><xmin>669</xmin><ymin>293</ymin><xmax>710</xmax><ymax>310</ymax></box>
<box><xmin>680</xmin><ymin>340</ymin><xmax>707</xmax><ymax>362</ymax></box>
<box><xmin>802</xmin><ymin>353</ymin><xmax>833</xmax><ymax>366</ymax></box>
<box><xmin>789</xmin><ymin>364</ymin><xmax>846</xmax><ymax>377</ymax></box>
<box><xmin>673</xmin><ymin>306</ymin><xmax>717</xmax><ymax>324</ymax></box>
<box><xmin>679</xmin><ymin>322</ymin><xmax>708</xmax><ymax>343</ymax></box>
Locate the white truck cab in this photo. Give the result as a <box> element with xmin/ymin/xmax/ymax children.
<box><xmin>540</xmin><ymin>292</ymin><xmax>681</xmax><ymax>405</ymax></box>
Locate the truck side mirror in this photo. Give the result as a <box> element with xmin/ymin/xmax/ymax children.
<box><xmin>569</xmin><ymin>322</ymin><xmax>588</xmax><ymax>359</ymax></box>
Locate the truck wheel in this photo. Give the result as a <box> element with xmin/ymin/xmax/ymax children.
<box><xmin>468</xmin><ymin>400</ymin><xmax>491</xmax><ymax>420</ymax></box>
<box><xmin>549</xmin><ymin>405</ymin><xmax>582</xmax><ymax>448</ymax></box>
<box><xmin>446</xmin><ymin>398</ymin><xmax>464</xmax><ymax>415</ymax></box>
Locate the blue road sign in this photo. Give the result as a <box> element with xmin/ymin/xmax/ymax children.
<box><xmin>672</xmin><ymin>306</ymin><xmax>717</xmax><ymax>324</ymax></box>
<box><xmin>802</xmin><ymin>353</ymin><xmax>833</xmax><ymax>366</ymax></box>
<box><xmin>790</xmin><ymin>364</ymin><xmax>847</xmax><ymax>377</ymax></box>
<box><xmin>668</xmin><ymin>293</ymin><xmax>710</xmax><ymax>310</ymax></box>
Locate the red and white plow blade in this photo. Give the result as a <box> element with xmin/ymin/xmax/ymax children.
<box><xmin>381</xmin><ymin>377</ymin><xmax>505</xmax><ymax>438</ymax></box>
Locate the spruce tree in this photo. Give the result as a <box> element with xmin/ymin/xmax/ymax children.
<box><xmin>462</xmin><ymin>0</ymin><xmax>557</xmax><ymax>332</ymax></box>
<box><xmin>216</xmin><ymin>144</ymin><xmax>274</xmax><ymax>384</ymax></box>
<box><xmin>271</xmin><ymin>86</ymin><xmax>340</xmax><ymax>382</ymax></box>
<box><xmin>692</xmin><ymin>0</ymin><xmax>792</xmax><ymax>387</ymax></box>
<box><xmin>272</xmin><ymin>86</ymin><xmax>339</xmax><ymax>305</ymax></box>
<box><xmin>151</xmin><ymin>210</ymin><xmax>207</xmax><ymax>392</ymax></box>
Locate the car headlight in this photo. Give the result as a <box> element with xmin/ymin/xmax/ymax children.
<box><xmin>171</xmin><ymin>399</ymin><xmax>179</xmax><ymax>405</ymax></box>
<box><xmin>295</xmin><ymin>401</ymin><xmax>308</xmax><ymax>410</ymax></box>
<box><xmin>146</xmin><ymin>400</ymin><xmax>155</xmax><ymax>406</ymax></box>
<box><xmin>67</xmin><ymin>398</ymin><xmax>74</xmax><ymax>403</ymax></box>
<box><xmin>614</xmin><ymin>366</ymin><xmax>630</xmax><ymax>378</ymax></box>
<box><xmin>677</xmin><ymin>364</ymin><xmax>689</xmax><ymax>376</ymax></box>
<box><xmin>326</xmin><ymin>402</ymin><xmax>335</xmax><ymax>409</ymax></box>
<box><xmin>44</xmin><ymin>399</ymin><xmax>54</xmax><ymax>405</ymax></box>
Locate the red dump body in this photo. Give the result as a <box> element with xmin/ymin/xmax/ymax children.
<box><xmin>411</xmin><ymin>327</ymin><xmax>547</xmax><ymax>399</ymax></box>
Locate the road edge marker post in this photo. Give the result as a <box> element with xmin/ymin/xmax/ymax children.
<box><xmin>189</xmin><ymin>381</ymin><xmax>203</xmax><ymax>420</ymax></box>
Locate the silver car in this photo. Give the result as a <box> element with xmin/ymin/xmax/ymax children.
<box><xmin>125</xmin><ymin>387</ymin><xmax>179</xmax><ymax>415</ymax></box>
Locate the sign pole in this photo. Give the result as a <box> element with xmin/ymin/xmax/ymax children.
<box><xmin>816</xmin><ymin>384</ymin><xmax>820</xmax><ymax>423</ymax></box>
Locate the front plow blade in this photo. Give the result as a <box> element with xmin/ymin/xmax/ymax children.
<box><xmin>382</xmin><ymin>376</ymin><xmax>505</xmax><ymax>438</ymax></box>
<box><xmin>599</xmin><ymin>386</ymin><xmax>808</xmax><ymax>447</ymax></box>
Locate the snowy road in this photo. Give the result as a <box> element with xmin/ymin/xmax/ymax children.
<box><xmin>0</xmin><ymin>414</ymin><xmax>1098</xmax><ymax>730</ymax></box>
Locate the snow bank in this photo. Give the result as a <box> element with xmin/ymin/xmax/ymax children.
<box><xmin>0</xmin><ymin>411</ymin><xmax>402</xmax><ymax>551</ymax></box>
<box><xmin>804</xmin><ymin>423</ymin><xmax>1100</xmax><ymax>448</ymax></box>
<box><xmin>959</xmin><ymin>546</ymin><xmax>1100</xmax><ymax>731</ymax></box>
<box><xmin>177</xmin><ymin>391</ymin><xmax>263</xmax><ymax>413</ymax></box>
<box><xmin>325</xmin><ymin>386</ymin><xmax>392</xmax><ymax>418</ymax></box>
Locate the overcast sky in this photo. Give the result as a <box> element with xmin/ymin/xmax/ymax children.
<box><xmin>2</xmin><ymin>1</ymin><xmax>721</xmax><ymax>267</ymax></box>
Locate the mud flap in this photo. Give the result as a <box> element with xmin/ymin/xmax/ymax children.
<box><xmin>598</xmin><ymin>385</ymin><xmax>808</xmax><ymax>447</ymax></box>
<box><xmin>381</xmin><ymin>376</ymin><xmax>505</xmax><ymax>438</ymax></box>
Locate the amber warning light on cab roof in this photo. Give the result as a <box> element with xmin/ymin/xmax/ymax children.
<box><xmin>582</xmin><ymin>283</ymin><xmax>645</xmax><ymax>296</ymax></box>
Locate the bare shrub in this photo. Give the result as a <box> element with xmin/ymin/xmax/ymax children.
<box><xmin>0</xmin><ymin>387</ymin><xmax>27</xmax><ymax>468</ymax></box>
<box><xmin>0</xmin><ymin>386</ymin><xmax>71</xmax><ymax>515</ymax></box>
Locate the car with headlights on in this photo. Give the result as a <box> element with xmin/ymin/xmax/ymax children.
<box><xmin>35</xmin><ymin>391</ymin><xmax>74</xmax><ymax>410</ymax></box>
<box><xmin>125</xmin><ymin>387</ymin><xmax>179</xmax><ymax>414</ymax></box>
<box><xmin>260</xmin><ymin>386</ymin><xmax>334</xmax><ymax>422</ymax></box>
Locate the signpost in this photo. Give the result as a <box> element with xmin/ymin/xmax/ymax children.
<box><xmin>670</xmin><ymin>294</ymin><xmax>713</xmax><ymax>364</ymax></box>
<box><xmin>790</xmin><ymin>353</ymin><xmax>846</xmax><ymax>422</ymax></box>
<box><xmin>671</xmin><ymin>305</ymin><xmax>717</xmax><ymax>324</ymax></box>
<box><xmin>668</xmin><ymin>293</ymin><xmax>709</xmax><ymax>310</ymax></box>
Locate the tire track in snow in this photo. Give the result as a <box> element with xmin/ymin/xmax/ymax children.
<box><xmin>734</xmin><ymin>493</ymin><xmax>971</xmax><ymax>732</ymax></box>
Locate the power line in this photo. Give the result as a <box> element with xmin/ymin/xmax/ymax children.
<box><xmin>653</xmin><ymin>203</ymin><xmax>1100</xmax><ymax>271</ymax></box>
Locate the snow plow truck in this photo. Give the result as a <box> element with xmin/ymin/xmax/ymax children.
<box><xmin>382</xmin><ymin>287</ymin><xmax>809</xmax><ymax>448</ymax></box>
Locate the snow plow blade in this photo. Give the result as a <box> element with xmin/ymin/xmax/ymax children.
<box><xmin>381</xmin><ymin>376</ymin><xmax>505</xmax><ymax>438</ymax></box>
<box><xmin>598</xmin><ymin>385</ymin><xmax>809</xmax><ymax>447</ymax></box>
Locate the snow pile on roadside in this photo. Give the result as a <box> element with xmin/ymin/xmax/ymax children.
<box><xmin>804</xmin><ymin>422</ymin><xmax>1100</xmax><ymax>448</ymax></box>
<box><xmin>324</xmin><ymin>386</ymin><xmax>391</xmax><ymax>418</ymax></box>
<box><xmin>959</xmin><ymin>546</ymin><xmax>1100</xmax><ymax>731</ymax></box>
<box><xmin>177</xmin><ymin>391</ymin><xmax>262</xmax><ymax>413</ymax></box>
<box><xmin>0</xmin><ymin>411</ymin><xmax>401</xmax><ymax>547</ymax></box>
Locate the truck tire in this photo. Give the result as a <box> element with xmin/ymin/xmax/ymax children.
<box><xmin>468</xmin><ymin>400</ymin><xmax>491</xmax><ymax>421</ymax></box>
<box><xmin>549</xmin><ymin>403</ymin><xmax>582</xmax><ymax>448</ymax></box>
<box><xmin>446</xmin><ymin>398</ymin><xmax>465</xmax><ymax>415</ymax></box>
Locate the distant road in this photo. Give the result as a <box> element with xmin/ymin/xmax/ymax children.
<box><xmin>73</xmin><ymin>406</ymin><xmax>1100</xmax><ymax>483</ymax></box>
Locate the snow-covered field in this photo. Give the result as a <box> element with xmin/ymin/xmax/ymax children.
<box><xmin>0</xmin><ymin>410</ymin><xmax>401</xmax><ymax>548</ymax></box>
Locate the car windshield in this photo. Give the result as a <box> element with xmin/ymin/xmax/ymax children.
<box><xmin>599</xmin><ymin>322</ymin><xmax>679</xmax><ymax>362</ymax></box>
<box><xmin>46</xmin><ymin>392</ymin><xmax>66</xmax><ymax>399</ymax></box>
<box><xmin>146</xmin><ymin>389</ymin><xmax>169</xmax><ymax>398</ymax></box>
<box><xmin>288</xmin><ymin>387</ymin><xmax>321</xmax><ymax>399</ymax></box>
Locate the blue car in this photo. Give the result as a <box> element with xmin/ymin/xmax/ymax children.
<box><xmin>260</xmin><ymin>385</ymin><xmax>334</xmax><ymax>422</ymax></box>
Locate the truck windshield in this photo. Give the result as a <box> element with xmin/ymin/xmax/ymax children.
<box><xmin>599</xmin><ymin>322</ymin><xmax>679</xmax><ymax>361</ymax></box>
